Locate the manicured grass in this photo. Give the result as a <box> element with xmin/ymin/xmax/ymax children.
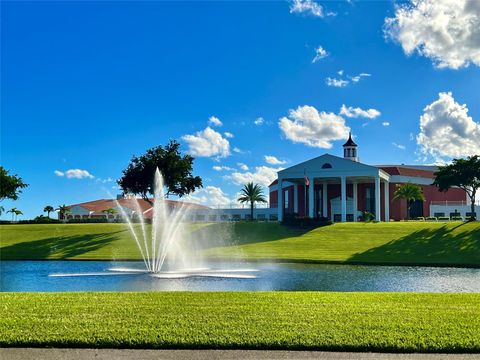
<box><xmin>1</xmin><ymin>222</ymin><xmax>479</xmax><ymax>266</ymax></box>
<box><xmin>0</xmin><ymin>292</ymin><xmax>479</xmax><ymax>352</ymax></box>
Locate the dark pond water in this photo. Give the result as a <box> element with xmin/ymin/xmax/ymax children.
<box><xmin>1</xmin><ymin>260</ymin><xmax>479</xmax><ymax>292</ymax></box>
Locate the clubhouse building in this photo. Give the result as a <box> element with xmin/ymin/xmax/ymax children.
<box><xmin>268</xmin><ymin>134</ymin><xmax>471</xmax><ymax>222</ymax></box>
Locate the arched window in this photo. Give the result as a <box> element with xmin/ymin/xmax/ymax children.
<box><xmin>321</xmin><ymin>163</ymin><xmax>332</xmax><ymax>169</ymax></box>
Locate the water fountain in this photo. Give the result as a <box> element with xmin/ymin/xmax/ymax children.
<box><xmin>50</xmin><ymin>168</ymin><xmax>257</xmax><ymax>280</ymax></box>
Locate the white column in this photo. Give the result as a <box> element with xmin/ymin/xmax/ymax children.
<box><xmin>308</xmin><ymin>177</ymin><xmax>314</xmax><ymax>218</ymax></box>
<box><xmin>384</xmin><ymin>180</ymin><xmax>390</xmax><ymax>222</ymax></box>
<box><xmin>322</xmin><ymin>182</ymin><xmax>328</xmax><ymax>218</ymax></box>
<box><xmin>353</xmin><ymin>181</ymin><xmax>358</xmax><ymax>222</ymax></box>
<box><xmin>277</xmin><ymin>179</ymin><xmax>283</xmax><ymax>222</ymax></box>
<box><xmin>293</xmin><ymin>184</ymin><xmax>299</xmax><ymax>214</ymax></box>
<box><xmin>375</xmin><ymin>176</ymin><xmax>381</xmax><ymax>222</ymax></box>
<box><xmin>341</xmin><ymin>176</ymin><xmax>347</xmax><ymax>222</ymax></box>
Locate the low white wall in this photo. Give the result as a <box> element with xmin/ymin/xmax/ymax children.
<box><xmin>187</xmin><ymin>207</ymin><xmax>278</xmax><ymax>222</ymax></box>
<box><xmin>429</xmin><ymin>204</ymin><xmax>479</xmax><ymax>218</ymax></box>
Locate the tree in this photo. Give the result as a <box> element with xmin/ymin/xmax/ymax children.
<box><xmin>56</xmin><ymin>204</ymin><xmax>71</xmax><ymax>221</ymax></box>
<box><xmin>7</xmin><ymin>207</ymin><xmax>22</xmax><ymax>222</ymax></box>
<box><xmin>0</xmin><ymin>166</ymin><xmax>28</xmax><ymax>201</ymax></box>
<box><xmin>237</xmin><ymin>182</ymin><xmax>267</xmax><ymax>221</ymax></box>
<box><xmin>103</xmin><ymin>208</ymin><xmax>117</xmax><ymax>219</ymax></box>
<box><xmin>43</xmin><ymin>205</ymin><xmax>55</xmax><ymax>218</ymax></box>
<box><xmin>0</xmin><ymin>206</ymin><xmax>4</xmax><ymax>217</ymax></box>
<box><xmin>118</xmin><ymin>140</ymin><xmax>202</xmax><ymax>204</ymax></box>
<box><xmin>392</xmin><ymin>183</ymin><xmax>425</xmax><ymax>220</ymax></box>
<box><xmin>433</xmin><ymin>155</ymin><xmax>480</xmax><ymax>220</ymax></box>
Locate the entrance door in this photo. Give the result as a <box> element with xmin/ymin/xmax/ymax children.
<box><xmin>409</xmin><ymin>200</ymin><xmax>424</xmax><ymax>218</ymax></box>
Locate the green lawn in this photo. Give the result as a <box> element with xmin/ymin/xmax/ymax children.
<box><xmin>1</xmin><ymin>292</ymin><xmax>479</xmax><ymax>352</ymax></box>
<box><xmin>1</xmin><ymin>222</ymin><xmax>479</xmax><ymax>266</ymax></box>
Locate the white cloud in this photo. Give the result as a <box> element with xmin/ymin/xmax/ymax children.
<box><xmin>339</xmin><ymin>104</ymin><xmax>381</xmax><ymax>119</ymax></box>
<box><xmin>237</xmin><ymin>163</ymin><xmax>249</xmax><ymax>171</ymax></box>
<box><xmin>254</xmin><ymin>117</ymin><xmax>265</xmax><ymax>126</ymax></box>
<box><xmin>350</xmin><ymin>73</ymin><xmax>371</xmax><ymax>82</ymax></box>
<box><xmin>409</xmin><ymin>132</ymin><xmax>415</xmax><ymax>141</ymax></box>
<box><xmin>182</xmin><ymin>186</ymin><xmax>232</xmax><ymax>207</ymax></box>
<box><xmin>227</xmin><ymin>166</ymin><xmax>283</xmax><ymax>187</ymax></box>
<box><xmin>182</xmin><ymin>127</ymin><xmax>230</xmax><ymax>158</ymax></box>
<box><xmin>382</xmin><ymin>122</ymin><xmax>390</xmax><ymax>126</ymax></box>
<box><xmin>56</xmin><ymin>169</ymin><xmax>94</xmax><ymax>179</ymax></box>
<box><xmin>233</xmin><ymin>147</ymin><xmax>243</xmax><ymax>154</ymax></box>
<box><xmin>264</xmin><ymin>155</ymin><xmax>287</xmax><ymax>165</ymax></box>
<box><xmin>279</xmin><ymin>105</ymin><xmax>350</xmax><ymax>148</ymax></box>
<box><xmin>224</xmin><ymin>131</ymin><xmax>234</xmax><ymax>138</ymax></box>
<box><xmin>325</xmin><ymin>77</ymin><xmax>349</xmax><ymax>87</ymax></box>
<box><xmin>417</xmin><ymin>92</ymin><xmax>480</xmax><ymax>161</ymax></box>
<box><xmin>392</xmin><ymin>142</ymin><xmax>406</xmax><ymax>150</ymax></box>
<box><xmin>208</xmin><ymin>116</ymin><xmax>223</xmax><ymax>127</ymax></box>
<box><xmin>326</xmin><ymin>72</ymin><xmax>370</xmax><ymax>87</ymax></box>
<box><xmin>312</xmin><ymin>46</ymin><xmax>329</xmax><ymax>63</ymax></box>
<box><xmin>384</xmin><ymin>0</ymin><xmax>480</xmax><ymax>69</ymax></box>
<box><xmin>212</xmin><ymin>165</ymin><xmax>235</xmax><ymax>171</ymax></box>
<box><xmin>289</xmin><ymin>0</ymin><xmax>325</xmax><ymax>17</ymax></box>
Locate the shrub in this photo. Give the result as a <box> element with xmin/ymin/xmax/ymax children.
<box><xmin>426</xmin><ymin>217</ymin><xmax>437</xmax><ymax>221</ymax></box>
<box><xmin>437</xmin><ymin>216</ymin><xmax>450</xmax><ymax>221</ymax></box>
<box><xmin>414</xmin><ymin>217</ymin><xmax>425</xmax><ymax>221</ymax></box>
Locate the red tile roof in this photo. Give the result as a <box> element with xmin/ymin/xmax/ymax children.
<box><xmin>69</xmin><ymin>198</ymin><xmax>209</xmax><ymax>216</ymax></box>
<box><xmin>379</xmin><ymin>166</ymin><xmax>435</xmax><ymax>178</ymax></box>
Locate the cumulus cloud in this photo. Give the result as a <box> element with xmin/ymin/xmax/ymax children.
<box><xmin>233</xmin><ymin>147</ymin><xmax>243</xmax><ymax>154</ymax></box>
<box><xmin>182</xmin><ymin>127</ymin><xmax>230</xmax><ymax>158</ymax></box>
<box><xmin>350</xmin><ymin>73</ymin><xmax>371</xmax><ymax>82</ymax></box>
<box><xmin>382</xmin><ymin>122</ymin><xmax>390</xmax><ymax>126</ymax></box>
<box><xmin>312</xmin><ymin>46</ymin><xmax>329</xmax><ymax>63</ymax></box>
<box><xmin>237</xmin><ymin>163</ymin><xmax>249</xmax><ymax>171</ymax></box>
<box><xmin>392</xmin><ymin>142</ymin><xmax>406</xmax><ymax>150</ymax></box>
<box><xmin>339</xmin><ymin>104</ymin><xmax>381</xmax><ymax>119</ymax></box>
<box><xmin>224</xmin><ymin>131</ymin><xmax>234</xmax><ymax>138</ymax></box>
<box><xmin>182</xmin><ymin>186</ymin><xmax>232</xmax><ymax>207</ymax></box>
<box><xmin>208</xmin><ymin>116</ymin><xmax>223</xmax><ymax>127</ymax></box>
<box><xmin>227</xmin><ymin>166</ymin><xmax>283</xmax><ymax>187</ymax></box>
<box><xmin>254</xmin><ymin>117</ymin><xmax>265</xmax><ymax>126</ymax></box>
<box><xmin>384</xmin><ymin>0</ymin><xmax>480</xmax><ymax>69</ymax></box>
<box><xmin>289</xmin><ymin>0</ymin><xmax>325</xmax><ymax>17</ymax></box>
<box><xmin>264</xmin><ymin>155</ymin><xmax>287</xmax><ymax>165</ymax></box>
<box><xmin>417</xmin><ymin>92</ymin><xmax>480</xmax><ymax>161</ymax></box>
<box><xmin>55</xmin><ymin>169</ymin><xmax>94</xmax><ymax>179</ymax></box>
<box><xmin>279</xmin><ymin>105</ymin><xmax>350</xmax><ymax>148</ymax></box>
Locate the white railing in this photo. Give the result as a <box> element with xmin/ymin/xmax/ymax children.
<box><xmin>207</xmin><ymin>203</ymin><xmax>273</xmax><ymax>209</ymax></box>
<box><xmin>430</xmin><ymin>200</ymin><xmax>480</xmax><ymax>206</ymax></box>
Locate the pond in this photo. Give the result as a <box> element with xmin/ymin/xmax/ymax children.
<box><xmin>1</xmin><ymin>260</ymin><xmax>480</xmax><ymax>292</ymax></box>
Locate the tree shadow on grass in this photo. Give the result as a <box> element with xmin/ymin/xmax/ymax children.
<box><xmin>348</xmin><ymin>224</ymin><xmax>480</xmax><ymax>266</ymax></box>
<box><xmin>0</xmin><ymin>231</ymin><xmax>125</xmax><ymax>260</ymax></box>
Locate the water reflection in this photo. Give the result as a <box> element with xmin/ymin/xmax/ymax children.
<box><xmin>1</xmin><ymin>260</ymin><xmax>479</xmax><ymax>293</ymax></box>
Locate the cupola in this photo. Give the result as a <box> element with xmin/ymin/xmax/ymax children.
<box><xmin>343</xmin><ymin>132</ymin><xmax>358</xmax><ymax>162</ymax></box>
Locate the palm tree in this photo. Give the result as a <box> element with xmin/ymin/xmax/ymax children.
<box><xmin>14</xmin><ymin>209</ymin><xmax>23</xmax><ymax>221</ymax></box>
<box><xmin>7</xmin><ymin>207</ymin><xmax>17</xmax><ymax>222</ymax></box>
<box><xmin>103</xmin><ymin>208</ymin><xmax>118</xmax><ymax>220</ymax></box>
<box><xmin>237</xmin><ymin>182</ymin><xmax>267</xmax><ymax>221</ymax></box>
<box><xmin>393</xmin><ymin>183</ymin><xmax>425</xmax><ymax>220</ymax></box>
<box><xmin>7</xmin><ymin>207</ymin><xmax>22</xmax><ymax>222</ymax></box>
<box><xmin>56</xmin><ymin>204</ymin><xmax>70</xmax><ymax>222</ymax></box>
<box><xmin>43</xmin><ymin>205</ymin><xmax>54</xmax><ymax>218</ymax></box>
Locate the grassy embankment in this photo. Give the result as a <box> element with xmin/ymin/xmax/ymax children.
<box><xmin>1</xmin><ymin>292</ymin><xmax>479</xmax><ymax>352</ymax></box>
<box><xmin>1</xmin><ymin>222</ymin><xmax>479</xmax><ymax>266</ymax></box>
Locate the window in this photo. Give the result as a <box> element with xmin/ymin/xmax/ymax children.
<box><xmin>434</xmin><ymin>212</ymin><xmax>445</xmax><ymax>217</ymax></box>
<box><xmin>321</xmin><ymin>163</ymin><xmax>332</xmax><ymax>169</ymax></box>
<box><xmin>208</xmin><ymin>215</ymin><xmax>217</xmax><ymax>222</ymax></box>
<box><xmin>269</xmin><ymin>214</ymin><xmax>278</xmax><ymax>221</ymax></box>
<box><xmin>284</xmin><ymin>190</ymin><xmax>289</xmax><ymax>209</ymax></box>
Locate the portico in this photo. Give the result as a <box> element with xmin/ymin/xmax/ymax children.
<box><xmin>273</xmin><ymin>154</ymin><xmax>391</xmax><ymax>222</ymax></box>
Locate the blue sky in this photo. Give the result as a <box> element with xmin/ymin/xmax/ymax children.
<box><xmin>2</xmin><ymin>0</ymin><xmax>479</xmax><ymax>219</ymax></box>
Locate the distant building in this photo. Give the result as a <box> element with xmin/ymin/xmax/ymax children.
<box><xmin>61</xmin><ymin>197</ymin><xmax>209</xmax><ymax>221</ymax></box>
<box><xmin>268</xmin><ymin>133</ymin><xmax>475</xmax><ymax>222</ymax></box>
